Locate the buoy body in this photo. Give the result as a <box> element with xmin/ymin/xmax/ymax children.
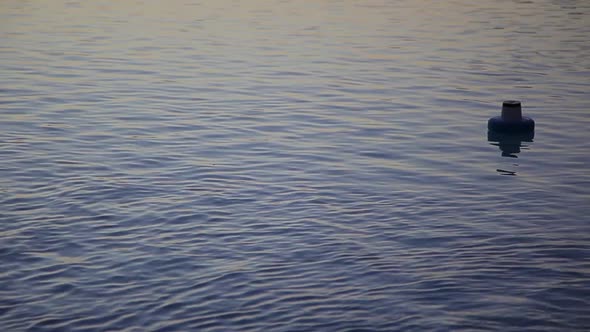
<box><xmin>488</xmin><ymin>116</ymin><xmax>535</xmax><ymax>133</ymax></box>
<box><xmin>488</xmin><ymin>101</ymin><xmax>535</xmax><ymax>133</ymax></box>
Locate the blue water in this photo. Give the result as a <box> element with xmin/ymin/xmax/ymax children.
<box><xmin>1</xmin><ymin>0</ymin><xmax>590</xmax><ymax>331</ymax></box>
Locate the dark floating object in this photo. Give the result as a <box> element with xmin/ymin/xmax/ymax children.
<box><xmin>488</xmin><ymin>100</ymin><xmax>535</xmax><ymax>133</ymax></box>
<box><xmin>487</xmin><ymin>102</ymin><xmax>534</xmax><ymax>158</ymax></box>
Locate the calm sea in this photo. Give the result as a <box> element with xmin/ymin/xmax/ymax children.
<box><xmin>1</xmin><ymin>0</ymin><xmax>589</xmax><ymax>331</ymax></box>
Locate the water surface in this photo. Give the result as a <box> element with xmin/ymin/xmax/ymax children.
<box><xmin>1</xmin><ymin>0</ymin><xmax>590</xmax><ymax>331</ymax></box>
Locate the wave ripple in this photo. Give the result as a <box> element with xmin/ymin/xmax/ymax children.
<box><xmin>2</xmin><ymin>0</ymin><xmax>590</xmax><ymax>331</ymax></box>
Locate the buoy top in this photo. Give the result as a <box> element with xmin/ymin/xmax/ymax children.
<box><xmin>501</xmin><ymin>100</ymin><xmax>522</xmax><ymax>122</ymax></box>
<box><xmin>488</xmin><ymin>100</ymin><xmax>534</xmax><ymax>134</ymax></box>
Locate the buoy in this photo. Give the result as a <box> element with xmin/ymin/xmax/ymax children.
<box><xmin>488</xmin><ymin>101</ymin><xmax>535</xmax><ymax>133</ymax></box>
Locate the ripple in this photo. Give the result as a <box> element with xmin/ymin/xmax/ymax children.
<box><xmin>1</xmin><ymin>0</ymin><xmax>590</xmax><ymax>331</ymax></box>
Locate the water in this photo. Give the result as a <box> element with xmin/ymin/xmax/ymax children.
<box><xmin>1</xmin><ymin>0</ymin><xmax>589</xmax><ymax>330</ymax></box>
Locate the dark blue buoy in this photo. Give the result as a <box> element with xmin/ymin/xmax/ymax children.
<box><xmin>488</xmin><ymin>101</ymin><xmax>534</xmax><ymax>133</ymax></box>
